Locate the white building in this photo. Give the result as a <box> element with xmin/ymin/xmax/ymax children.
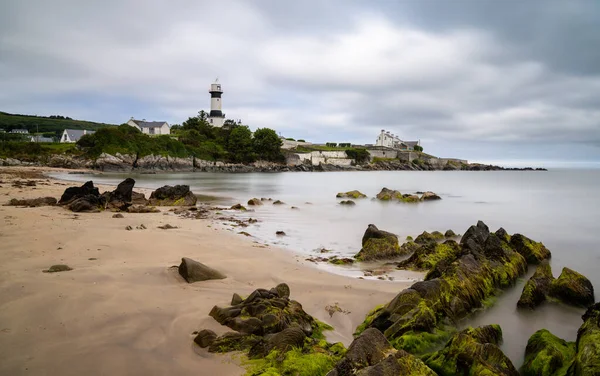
<box><xmin>375</xmin><ymin>129</ymin><xmax>420</xmax><ymax>151</ymax></box>
<box><xmin>208</xmin><ymin>81</ymin><xmax>225</xmax><ymax>127</ymax></box>
<box><xmin>30</xmin><ymin>135</ymin><xmax>54</xmax><ymax>143</ymax></box>
<box><xmin>127</xmin><ymin>119</ymin><xmax>170</xmax><ymax>135</ymax></box>
<box><xmin>60</xmin><ymin>129</ymin><xmax>95</xmax><ymax>143</ymax></box>
<box><xmin>10</xmin><ymin>129</ymin><xmax>29</xmax><ymax>134</ymax></box>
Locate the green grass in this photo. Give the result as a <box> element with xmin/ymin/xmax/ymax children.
<box><xmin>0</xmin><ymin>111</ymin><xmax>116</xmax><ymax>138</ymax></box>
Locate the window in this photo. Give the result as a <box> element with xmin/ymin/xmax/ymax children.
<box><xmin>217</xmin><ymin>85</ymin><xmax>221</xmax><ymax>90</ymax></box>
<box><xmin>217</xmin><ymin>98</ymin><xmax>219</xmax><ymax>101</ymax></box>
<box><xmin>210</xmin><ymin>119</ymin><xmax>213</xmax><ymax>123</ymax></box>
<box><xmin>149</xmin><ymin>128</ymin><xmax>155</xmax><ymax>135</ymax></box>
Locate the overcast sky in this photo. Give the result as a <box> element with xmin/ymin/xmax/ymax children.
<box><xmin>2</xmin><ymin>0</ymin><xmax>600</xmax><ymax>167</ymax></box>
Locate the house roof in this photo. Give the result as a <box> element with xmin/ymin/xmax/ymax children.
<box><xmin>64</xmin><ymin>129</ymin><xmax>95</xmax><ymax>142</ymax></box>
<box><xmin>404</xmin><ymin>141</ymin><xmax>419</xmax><ymax>147</ymax></box>
<box><xmin>131</xmin><ymin>120</ymin><xmax>169</xmax><ymax>128</ymax></box>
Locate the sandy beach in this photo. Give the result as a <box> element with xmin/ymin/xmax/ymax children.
<box><xmin>0</xmin><ymin>167</ymin><xmax>412</xmax><ymax>376</ymax></box>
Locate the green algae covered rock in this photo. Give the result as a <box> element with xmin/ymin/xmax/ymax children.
<box><xmin>444</xmin><ymin>229</ymin><xmax>457</xmax><ymax>238</ymax></box>
<box><xmin>518</xmin><ymin>261</ymin><xmax>554</xmax><ymax>309</ymax></box>
<box><xmin>549</xmin><ymin>267</ymin><xmax>595</xmax><ymax>308</ymax></box>
<box><xmin>423</xmin><ymin>325</ymin><xmax>519</xmax><ymax>376</ymax></box>
<box><xmin>397</xmin><ymin>240</ymin><xmax>461</xmax><ymax>272</ymax></box>
<box><xmin>510</xmin><ymin>233</ymin><xmax>551</xmax><ymax>264</ymax></box>
<box><xmin>414</xmin><ymin>231</ymin><xmax>444</xmax><ymax>245</ymax></box>
<box><xmin>569</xmin><ymin>302</ymin><xmax>600</xmax><ymax>375</ymax></box>
<box><xmin>521</xmin><ymin>329</ymin><xmax>575</xmax><ymax>376</ymax></box>
<box><xmin>376</xmin><ymin>187</ymin><xmax>403</xmax><ymax>201</ymax></box>
<box><xmin>327</xmin><ymin>328</ymin><xmax>436</xmax><ymax>376</ymax></box>
<box><xmin>355</xmin><ymin>224</ymin><xmax>401</xmax><ymax>262</ymax></box>
<box><xmin>336</xmin><ymin>190</ymin><xmax>367</xmax><ymax>199</ymax></box>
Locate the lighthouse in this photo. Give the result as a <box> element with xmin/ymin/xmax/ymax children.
<box><xmin>208</xmin><ymin>80</ymin><xmax>225</xmax><ymax>127</ymax></box>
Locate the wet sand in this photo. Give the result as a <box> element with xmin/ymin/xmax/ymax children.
<box><xmin>0</xmin><ymin>167</ymin><xmax>413</xmax><ymax>376</ymax></box>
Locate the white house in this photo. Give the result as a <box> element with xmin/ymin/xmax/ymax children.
<box><xmin>127</xmin><ymin>119</ymin><xmax>170</xmax><ymax>135</ymax></box>
<box><xmin>60</xmin><ymin>129</ymin><xmax>95</xmax><ymax>143</ymax></box>
<box><xmin>375</xmin><ymin>129</ymin><xmax>420</xmax><ymax>151</ymax></box>
<box><xmin>30</xmin><ymin>135</ymin><xmax>54</xmax><ymax>143</ymax></box>
<box><xmin>10</xmin><ymin>129</ymin><xmax>29</xmax><ymax>134</ymax></box>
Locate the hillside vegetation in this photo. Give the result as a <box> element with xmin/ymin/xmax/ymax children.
<box><xmin>0</xmin><ymin>112</ymin><xmax>116</xmax><ymax>139</ymax></box>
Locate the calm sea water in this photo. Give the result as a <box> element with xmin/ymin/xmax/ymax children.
<box><xmin>52</xmin><ymin>169</ymin><xmax>600</xmax><ymax>366</ymax></box>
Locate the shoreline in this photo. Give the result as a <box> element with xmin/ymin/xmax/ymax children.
<box><xmin>0</xmin><ymin>166</ymin><xmax>414</xmax><ymax>376</ymax></box>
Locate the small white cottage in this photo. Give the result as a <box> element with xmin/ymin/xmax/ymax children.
<box><xmin>127</xmin><ymin>119</ymin><xmax>170</xmax><ymax>135</ymax></box>
<box><xmin>60</xmin><ymin>129</ymin><xmax>95</xmax><ymax>143</ymax></box>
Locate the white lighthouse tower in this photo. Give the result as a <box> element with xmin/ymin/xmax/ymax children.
<box><xmin>208</xmin><ymin>80</ymin><xmax>225</xmax><ymax>127</ymax></box>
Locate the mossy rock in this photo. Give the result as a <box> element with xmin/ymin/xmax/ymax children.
<box><xmin>510</xmin><ymin>233</ymin><xmax>551</xmax><ymax>264</ymax></box>
<box><xmin>376</xmin><ymin>187</ymin><xmax>403</xmax><ymax>201</ymax></box>
<box><xmin>521</xmin><ymin>329</ymin><xmax>575</xmax><ymax>376</ymax></box>
<box><xmin>444</xmin><ymin>229</ymin><xmax>456</xmax><ymax>238</ymax></box>
<box><xmin>208</xmin><ymin>331</ymin><xmax>262</xmax><ymax>353</ymax></box>
<box><xmin>230</xmin><ymin>203</ymin><xmax>247</xmax><ymax>211</ymax></box>
<box><xmin>517</xmin><ymin>261</ymin><xmax>554</xmax><ymax>309</ymax></box>
<box><xmin>414</xmin><ymin>231</ymin><xmax>443</xmax><ymax>245</ymax></box>
<box><xmin>339</xmin><ymin>200</ymin><xmax>356</xmax><ymax>206</ymax></box>
<box><xmin>549</xmin><ymin>267</ymin><xmax>595</xmax><ymax>308</ymax></box>
<box><xmin>397</xmin><ymin>240</ymin><xmax>461</xmax><ymax>272</ymax></box>
<box><xmin>336</xmin><ymin>190</ymin><xmax>367</xmax><ymax>199</ymax></box>
<box><xmin>400</xmin><ymin>194</ymin><xmax>420</xmax><ymax>203</ymax></box>
<box><xmin>422</xmin><ymin>325</ymin><xmax>518</xmax><ymax>376</ymax></box>
<box><xmin>248</xmin><ymin>198</ymin><xmax>263</xmax><ymax>206</ymax></box>
<box><xmin>355</xmin><ymin>349</ymin><xmax>437</xmax><ymax>376</ymax></box>
<box><xmin>569</xmin><ymin>302</ymin><xmax>600</xmax><ymax>375</ymax></box>
<box><xmin>355</xmin><ymin>224</ymin><xmax>400</xmax><ymax>262</ymax></box>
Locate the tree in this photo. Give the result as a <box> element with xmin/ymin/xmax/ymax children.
<box><xmin>253</xmin><ymin>128</ymin><xmax>284</xmax><ymax>162</ymax></box>
<box><xmin>227</xmin><ymin>125</ymin><xmax>254</xmax><ymax>163</ymax></box>
<box><xmin>414</xmin><ymin>145</ymin><xmax>423</xmax><ymax>152</ymax></box>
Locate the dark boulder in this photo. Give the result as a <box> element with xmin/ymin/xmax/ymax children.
<box><xmin>7</xmin><ymin>197</ymin><xmax>57</xmax><ymax>207</ymax></box>
<box><xmin>510</xmin><ymin>233</ymin><xmax>551</xmax><ymax>264</ymax></box>
<box><xmin>355</xmin><ymin>350</ymin><xmax>437</xmax><ymax>376</ymax></box>
<box><xmin>43</xmin><ymin>264</ymin><xmax>73</xmax><ymax>273</ymax></box>
<box><xmin>231</xmin><ymin>293</ymin><xmax>244</xmax><ymax>305</ymax></box>
<box><xmin>194</xmin><ymin>329</ymin><xmax>217</xmax><ymax>348</ymax></box>
<box><xmin>517</xmin><ymin>261</ymin><xmax>554</xmax><ymax>309</ymax></box>
<box><xmin>69</xmin><ymin>194</ymin><xmax>105</xmax><ymax>213</ymax></box>
<box><xmin>207</xmin><ymin>332</ymin><xmax>262</xmax><ymax>353</ymax></box>
<box><xmin>249</xmin><ymin>326</ymin><xmax>307</xmax><ymax>358</ymax></box>
<box><xmin>58</xmin><ymin>181</ymin><xmax>100</xmax><ymax>205</ymax></box>
<box><xmin>131</xmin><ymin>191</ymin><xmax>148</xmax><ymax>205</ymax></box>
<box><xmin>420</xmin><ymin>191</ymin><xmax>441</xmax><ymax>201</ymax></box>
<box><xmin>149</xmin><ymin>185</ymin><xmax>197</xmax><ymax>206</ymax></box>
<box><xmin>247</xmin><ymin>198</ymin><xmax>262</xmax><ymax>206</ymax></box>
<box><xmin>444</xmin><ymin>229</ymin><xmax>456</xmax><ymax>238</ymax></box>
<box><xmin>105</xmin><ymin>178</ymin><xmax>136</xmax><ymax>211</ymax></box>
<box><xmin>415</xmin><ymin>231</ymin><xmax>445</xmax><ymax>245</ymax></box>
<box><xmin>549</xmin><ymin>267</ymin><xmax>595</xmax><ymax>307</ymax></box>
<box><xmin>460</xmin><ymin>220</ymin><xmax>490</xmax><ymax>251</ymax></box>
<box><xmin>230</xmin><ymin>203</ymin><xmax>247</xmax><ymax>211</ymax></box>
<box><xmin>355</xmin><ymin>224</ymin><xmax>401</xmax><ymax>262</ymax></box>
<box><xmin>178</xmin><ymin>257</ymin><xmax>226</xmax><ymax>283</ymax></box>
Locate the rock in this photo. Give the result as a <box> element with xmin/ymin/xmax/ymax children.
<box><xmin>274</xmin><ymin>283</ymin><xmax>290</xmax><ymax>299</ymax></box>
<box><xmin>522</xmin><ymin>329</ymin><xmax>575</xmax><ymax>376</ymax></box>
<box><xmin>6</xmin><ymin>197</ymin><xmax>57</xmax><ymax>207</ymax></box>
<box><xmin>136</xmin><ymin>224</ymin><xmax>147</xmax><ymax>230</ymax></box>
<box><xmin>460</xmin><ymin>220</ymin><xmax>490</xmax><ymax>252</ymax></box>
<box><xmin>290</xmin><ymin>206</ymin><xmax>299</xmax><ymax>210</ymax></box>
<box><xmin>178</xmin><ymin>257</ymin><xmax>226</xmax><ymax>283</ymax></box>
<box><xmin>422</xmin><ymin>325</ymin><xmax>518</xmax><ymax>376</ymax></box>
<box><xmin>328</xmin><ymin>257</ymin><xmax>355</xmax><ymax>265</ymax></box>
<box><xmin>276</xmin><ymin>231</ymin><xmax>286</xmax><ymax>236</ymax></box>
<box><xmin>420</xmin><ymin>191</ymin><xmax>441</xmax><ymax>201</ymax></box>
<box><xmin>339</xmin><ymin>200</ymin><xmax>356</xmax><ymax>206</ymax></box>
<box><xmin>549</xmin><ymin>267</ymin><xmax>595</xmax><ymax>307</ymax></box>
<box><xmin>231</xmin><ymin>293</ymin><xmax>244</xmax><ymax>305</ymax></box>
<box><xmin>376</xmin><ymin>187</ymin><xmax>403</xmax><ymax>201</ymax></box>
<box><xmin>414</xmin><ymin>231</ymin><xmax>444</xmax><ymax>245</ymax></box>
<box><xmin>131</xmin><ymin>191</ymin><xmax>148</xmax><ymax>205</ymax></box>
<box><xmin>127</xmin><ymin>205</ymin><xmax>160</xmax><ymax>213</ymax></box>
<box><xmin>230</xmin><ymin>203</ymin><xmax>247</xmax><ymax>211</ymax></box>
<box><xmin>402</xmin><ymin>194</ymin><xmax>420</xmax><ymax>203</ymax></box>
<box><xmin>126</xmin><ymin>225</ymin><xmax>133</xmax><ymax>231</ymax></box>
<box><xmin>247</xmin><ymin>198</ymin><xmax>262</xmax><ymax>206</ymax></box>
<box><xmin>344</xmin><ymin>328</ymin><xmax>393</xmax><ymax>368</ymax></box>
<box><xmin>495</xmin><ymin>227</ymin><xmax>510</xmax><ymax>242</ymax></box>
<box><xmin>273</xmin><ymin>200</ymin><xmax>285</xmax><ymax>205</ymax></box>
<box><xmin>510</xmin><ymin>233</ymin><xmax>551</xmax><ymax>264</ymax></box>
<box><xmin>207</xmin><ymin>332</ymin><xmax>262</xmax><ymax>353</ymax></box>
<box><xmin>158</xmin><ymin>224</ymin><xmax>177</xmax><ymax>230</ymax></box>
<box><xmin>69</xmin><ymin>194</ymin><xmax>104</xmax><ymax>213</ymax></box>
<box><xmin>104</xmin><ymin>178</ymin><xmax>135</xmax><ymax>211</ymax></box>
<box><xmin>58</xmin><ymin>181</ymin><xmax>100</xmax><ymax>205</ymax></box>
<box><xmin>43</xmin><ymin>264</ymin><xmax>73</xmax><ymax>273</ymax></box>
<box><xmin>194</xmin><ymin>329</ymin><xmax>217</xmax><ymax>348</ymax></box>
<box><xmin>397</xmin><ymin>240</ymin><xmax>461</xmax><ymax>272</ymax></box>
<box><xmin>570</xmin><ymin>302</ymin><xmax>600</xmax><ymax>374</ymax></box>
<box><xmin>517</xmin><ymin>261</ymin><xmax>554</xmax><ymax>309</ymax></box>
<box><xmin>444</xmin><ymin>229</ymin><xmax>456</xmax><ymax>238</ymax></box>
<box><xmin>336</xmin><ymin>190</ymin><xmax>367</xmax><ymax>199</ymax></box>
<box><xmin>112</xmin><ymin>213</ymin><xmax>124</xmax><ymax>218</ymax></box>
<box><xmin>149</xmin><ymin>185</ymin><xmax>197</xmax><ymax>206</ymax></box>
<box><xmin>355</xmin><ymin>350</ymin><xmax>437</xmax><ymax>376</ymax></box>
<box><xmin>355</xmin><ymin>224</ymin><xmax>401</xmax><ymax>262</ymax></box>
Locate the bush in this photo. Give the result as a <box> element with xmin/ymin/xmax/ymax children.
<box><xmin>326</xmin><ymin>142</ymin><xmax>337</xmax><ymax>147</ymax></box>
<box><xmin>339</xmin><ymin>143</ymin><xmax>351</xmax><ymax>148</ymax></box>
<box><xmin>345</xmin><ymin>148</ymin><xmax>370</xmax><ymax>163</ymax></box>
<box><xmin>285</xmin><ymin>137</ymin><xmax>295</xmax><ymax>141</ymax></box>
<box><xmin>414</xmin><ymin>145</ymin><xmax>423</xmax><ymax>152</ymax></box>
<box><xmin>297</xmin><ymin>139</ymin><xmax>306</xmax><ymax>142</ymax></box>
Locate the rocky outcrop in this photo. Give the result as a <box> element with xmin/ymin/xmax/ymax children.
<box><xmin>549</xmin><ymin>267</ymin><xmax>595</xmax><ymax>308</ymax></box>
<box><xmin>415</xmin><ymin>230</ymin><xmax>445</xmax><ymax>245</ymax></box>
<box><xmin>103</xmin><ymin>178</ymin><xmax>136</xmax><ymax>211</ymax></box>
<box><xmin>178</xmin><ymin>257</ymin><xmax>226</xmax><ymax>283</ymax></box>
<box><xmin>69</xmin><ymin>194</ymin><xmax>105</xmax><ymax>213</ymax></box>
<box><xmin>570</xmin><ymin>302</ymin><xmax>600</xmax><ymax>375</ymax></box>
<box><xmin>326</xmin><ymin>328</ymin><xmax>436</xmax><ymax>376</ymax></box>
<box><xmin>355</xmin><ymin>224</ymin><xmax>401</xmax><ymax>262</ymax></box>
<box><xmin>376</xmin><ymin>188</ymin><xmax>442</xmax><ymax>203</ymax></box>
<box><xmin>517</xmin><ymin>261</ymin><xmax>554</xmax><ymax>309</ymax></box>
<box><xmin>149</xmin><ymin>185</ymin><xmax>197</xmax><ymax>206</ymax></box>
<box><xmin>397</xmin><ymin>240</ymin><xmax>461</xmax><ymax>271</ymax></box>
<box><xmin>359</xmin><ymin>221</ymin><xmax>535</xmax><ymax>356</ymax></box>
<box><xmin>58</xmin><ymin>181</ymin><xmax>100</xmax><ymax>205</ymax></box>
<box><xmin>510</xmin><ymin>233</ymin><xmax>551</xmax><ymax>264</ymax></box>
<box><xmin>194</xmin><ymin>284</ymin><xmax>345</xmax><ymax>375</ymax></box>
<box><xmin>422</xmin><ymin>325</ymin><xmax>518</xmax><ymax>376</ymax></box>
<box><xmin>517</xmin><ymin>263</ymin><xmax>595</xmax><ymax>309</ymax></box>
<box><xmin>6</xmin><ymin>197</ymin><xmax>57</xmax><ymax>207</ymax></box>
<box><xmin>336</xmin><ymin>190</ymin><xmax>367</xmax><ymax>199</ymax></box>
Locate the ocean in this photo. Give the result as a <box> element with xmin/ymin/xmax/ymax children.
<box><xmin>52</xmin><ymin>169</ymin><xmax>600</xmax><ymax>366</ymax></box>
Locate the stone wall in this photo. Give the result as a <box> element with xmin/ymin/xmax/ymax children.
<box><xmin>281</xmin><ymin>139</ymin><xmax>313</xmax><ymax>150</ymax></box>
<box><xmin>366</xmin><ymin>148</ymin><xmax>399</xmax><ymax>160</ymax></box>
